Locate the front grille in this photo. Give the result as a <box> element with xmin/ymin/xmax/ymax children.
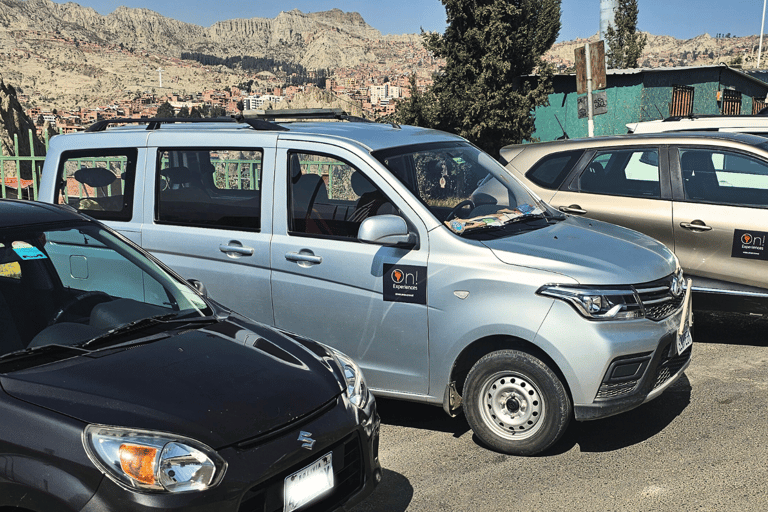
<box><xmin>652</xmin><ymin>343</ymin><xmax>692</xmax><ymax>390</ymax></box>
<box><xmin>596</xmin><ymin>379</ymin><xmax>639</xmax><ymax>399</ymax></box>
<box><xmin>238</xmin><ymin>432</ymin><xmax>364</xmax><ymax>512</ymax></box>
<box><xmin>635</xmin><ymin>274</ymin><xmax>686</xmax><ymax>321</ymax></box>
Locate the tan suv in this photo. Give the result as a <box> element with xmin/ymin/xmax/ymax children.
<box><xmin>501</xmin><ymin>131</ymin><xmax>768</xmax><ymax>313</ymax></box>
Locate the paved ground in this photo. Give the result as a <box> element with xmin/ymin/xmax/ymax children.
<box><xmin>351</xmin><ymin>311</ymin><xmax>768</xmax><ymax>511</ymax></box>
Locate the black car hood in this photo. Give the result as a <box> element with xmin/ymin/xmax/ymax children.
<box><xmin>0</xmin><ymin>317</ymin><xmax>343</xmax><ymax>449</ymax></box>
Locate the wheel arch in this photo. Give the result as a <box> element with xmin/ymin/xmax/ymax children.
<box><xmin>446</xmin><ymin>335</ymin><xmax>573</xmax><ymax>409</ymax></box>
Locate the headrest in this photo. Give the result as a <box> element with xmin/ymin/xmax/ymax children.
<box><xmin>74</xmin><ymin>167</ymin><xmax>117</xmax><ymax>187</ymax></box>
<box><xmin>351</xmin><ymin>171</ymin><xmax>376</xmax><ymax>196</ymax></box>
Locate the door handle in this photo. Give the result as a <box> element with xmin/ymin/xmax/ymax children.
<box><xmin>285</xmin><ymin>252</ymin><xmax>323</xmax><ymax>265</ymax></box>
<box><xmin>559</xmin><ymin>205</ymin><xmax>587</xmax><ymax>215</ymax></box>
<box><xmin>679</xmin><ymin>221</ymin><xmax>712</xmax><ymax>232</ymax></box>
<box><xmin>219</xmin><ymin>244</ymin><xmax>254</xmax><ymax>256</ymax></box>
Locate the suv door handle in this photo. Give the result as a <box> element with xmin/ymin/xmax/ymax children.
<box><xmin>679</xmin><ymin>221</ymin><xmax>712</xmax><ymax>232</ymax></box>
<box><xmin>559</xmin><ymin>205</ymin><xmax>587</xmax><ymax>215</ymax></box>
<box><xmin>285</xmin><ymin>252</ymin><xmax>323</xmax><ymax>265</ymax></box>
<box><xmin>219</xmin><ymin>244</ymin><xmax>254</xmax><ymax>256</ymax></box>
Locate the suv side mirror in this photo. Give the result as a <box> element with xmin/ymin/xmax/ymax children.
<box><xmin>358</xmin><ymin>215</ymin><xmax>417</xmax><ymax>248</ymax></box>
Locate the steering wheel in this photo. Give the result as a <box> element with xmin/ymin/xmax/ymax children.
<box><xmin>49</xmin><ymin>291</ymin><xmax>113</xmax><ymax>326</ymax></box>
<box><xmin>446</xmin><ymin>200</ymin><xmax>475</xmax><ymax>221</ymax></box>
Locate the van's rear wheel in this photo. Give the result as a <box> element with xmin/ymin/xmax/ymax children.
<box><xmin>464</xmin><ymin>350</ymin><xmax>571</xmax><ymax>455</ymax></box>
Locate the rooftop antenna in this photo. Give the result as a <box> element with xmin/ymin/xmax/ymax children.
<box><xmin>157</xmin><ymin>68</ymin><xmax>164</xmax><ymax>88</ymax></box>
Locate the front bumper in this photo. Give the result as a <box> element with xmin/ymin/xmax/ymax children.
<box><xmin>80</xmin><ymin>394</ymin><xmax>381</xmax><ymax>512</ymax></box>
<box><xmin>537</xmin><ymin>280</ymin><xmax>692</xmax><ymax>422</ymax></box>
<box><xmin>573</xmin><ymin>331</ymin><xmax>691</xmax><ymax>421</ymax></box>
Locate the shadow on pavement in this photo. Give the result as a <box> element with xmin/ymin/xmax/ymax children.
<box><xmin>561</xmin><ymin>374</ymin><xmax>692</xmax><ymax>453</ymax></box>
<box><xmin>691</xmin><ymin>310</ymin><xmax>768</xmax><ymax>346</ymax></box>
<box><xmin>348</xmin><ymin>468</ymin><xmax>413</xmax><ymax>512</ymax></box>
<box><xmin>374</xmin><ymin>397</ymin><xmax>471</xmax><ymax>438</ymax></box>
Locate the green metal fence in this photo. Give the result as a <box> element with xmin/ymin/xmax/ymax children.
<box><xmin>0</xmin><ymin>130</ymin><xmax>50</xmax><ymax>201</ymax></box>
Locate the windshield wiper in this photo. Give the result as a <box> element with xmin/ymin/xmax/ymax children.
<box><xmin>0</xmin><ymin>343</ymin><xmax>90</xmax><ymax>363</ymax></box>
<box><xmin>79</xmin><ymin>312</ymin><xmax>220</xmax><ymax>349</ymax></box>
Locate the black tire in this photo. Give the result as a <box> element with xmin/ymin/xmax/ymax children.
<box><xmin>464</xmin><ymin>349</ymin><xmax>572</xmax><ymax>456</ymax></box>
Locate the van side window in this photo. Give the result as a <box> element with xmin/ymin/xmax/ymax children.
<box><xmin>56</xmin><ymin>148</ymin><xmax>137</xmax><ymax>221</ymax></box>
<box><xmin>288</xmin><ymin>152</ymin><xmax>397</xmax><ymax>239</ymax></box>
<box><xmin>156</xmin><ymin>148</ymin><xmax>263</xmax><ymax>231</ymax></box>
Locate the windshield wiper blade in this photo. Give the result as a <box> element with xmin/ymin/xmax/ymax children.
<box><xmin>0</xmin><ymin>343</ymin><xmax>90</xmax><ymax>362</ymax></box>
<box><xmin>78</xmin><ymin>312</ymin><xmax>220</xmax><ymax>349</ymax></box>
<box><xmin>78</xmin><ymin>313</ymin><xmax>180</xmax><ymax>349</ymax></box>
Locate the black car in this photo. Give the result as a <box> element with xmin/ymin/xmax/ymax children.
<box><xmin>0</xmin><ymin>200</ymin><xmax>380</xmax><ymax>511</ymax></box>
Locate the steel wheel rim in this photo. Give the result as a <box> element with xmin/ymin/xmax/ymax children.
<box><xmin>477</xmin><ymin>371</ymin><xmax>545</xmax><ymax>441</ymax></box>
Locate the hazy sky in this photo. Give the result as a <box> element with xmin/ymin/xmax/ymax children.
<box><xmin>52</xmin><ymin>0</ymin><xmax>768</xmax><ymax>42</ymax></box>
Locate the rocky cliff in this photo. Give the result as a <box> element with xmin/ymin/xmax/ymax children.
<box><xmin>0</xmin><ymin>76</ymin><xmax>44</xmax><ymax>181</ymax></box>
<box><xmin>0</xmin><ymin>0</ymin><xmax>407</xmax><ymax>69</ymax></box>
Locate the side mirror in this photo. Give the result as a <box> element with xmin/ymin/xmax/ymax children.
<box><xmin>358</xmin><ymin>215</ymin><xmax>417</xmax><ymax>248</ymax></box>
<box><xmin>188</xmin><ymin>279</ymin><xmax>208</xmax><ymax>297</ymax></box>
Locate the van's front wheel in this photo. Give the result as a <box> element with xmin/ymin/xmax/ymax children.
<box><xmin>464</xmin><ymin>350</ymin><xmax>571</xmax><ymax>455</ymax></box>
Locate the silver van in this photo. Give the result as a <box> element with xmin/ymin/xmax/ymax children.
<box><xmin>38</xmin><ymin>112</ymin><xmax>692</xmax><ymax>455</ymax></box>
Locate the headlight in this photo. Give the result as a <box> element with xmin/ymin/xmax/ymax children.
<box><xmin>327</xmin><ymin>347</ymin><xmax>369</xmax><ymax>409</ymax></box>
<box><xmin>538</xmin><ymin>284</ymin><xmax>643</xmax><ymax>320</ymax></box>
<box><xmin>83</xmin><ymin>425</ymin><xmax>227</xmax><ymax>493</ymax></box>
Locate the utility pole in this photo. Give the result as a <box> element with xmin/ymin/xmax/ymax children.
<box><xmin>157</xmin><ymin>68</ymin><xmax>164</xmax><ymax>88</ymax></box>
<box><xmin>758</xmin><ymin>0</ymin><xmax>767</xmax><ymax>68</ymax></box>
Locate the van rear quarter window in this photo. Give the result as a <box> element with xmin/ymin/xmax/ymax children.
<box><xmin>56</xmin><ymin>148</ymin><xmax>137</xmax><ymax>221</ymax></box>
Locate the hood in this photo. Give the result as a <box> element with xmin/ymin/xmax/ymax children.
<box><xmin>0</xmin><ymin>318</ymin><xmax>343</xmax><ymax>449</ymax></box>
<box><xmin>483</xmin><ymin>215</ymin><xmax>676</xmax><ymax>285</ymax></box>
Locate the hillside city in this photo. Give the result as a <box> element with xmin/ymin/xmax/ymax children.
<box><xmin>17</xmin><ymin>29</ymin><xmax>441</xmax><ymax>136</ymax></box>
<box><xmin>10</xmin><ymin>16</ymin><xmax>765</xmax><ymax>138</ymax></box>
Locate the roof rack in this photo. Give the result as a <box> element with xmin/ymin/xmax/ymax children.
<box><xmin>663</xmin><ymin>111</ymin><xmax>768</xmax><ymax>122</ymax></box>
<box><xmin>245</xmin><ymin>108</ymin><xmax>374</xmax><ymax>124</ymax></box>
<box><xmin>85</xmin><ymin>116</ymin><xmax>289</xmax><ymax>133</ymax></box>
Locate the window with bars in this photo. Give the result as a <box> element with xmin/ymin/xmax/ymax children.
<box><xmin>669</xmin><ymin>85</ymin><xmax>694</xmax><ymax>117</ymax></box>
<box><xmin>753</xmin><ymin>97</ymin><xmax>767</xmax><ymax>114</ymax></box>
<box><xmin>720</xmin><ymin>89</ymin><xmax>742</xmax><ymax>115</ymax></box>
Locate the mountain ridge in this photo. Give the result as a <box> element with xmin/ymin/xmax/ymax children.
<box><xmin>0</xmin><ymin>0</ymin><xmax>762</xmax><ymax>111</ymax></box>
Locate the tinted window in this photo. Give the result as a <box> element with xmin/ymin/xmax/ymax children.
<box><xmin>525</xmin><ymin>150</ymin><xmax>583</xmax><ymax>189</ymax></box>
<box><xmin>580</xmin><ymin>149</ymin><xmax>660</xmax><ymax>198</ymax></box>
<box><xmin>680</xmin><ymin>148</ymin><xmax>768</xmax><ymax>207</ymax></box>
<box><xmin>157</xmin><ymin>148</ymin><xmax>262</xmax><ymax>230</ymax></box>
<box><xmin>56</xmin><ymin>148</ymin><xmax>137</xmax><ymax>221</ymax></box>
<box><xmin>288</xmin><ymin>152</ymin><xmax>397</xmax><ymax>239</ymax></box>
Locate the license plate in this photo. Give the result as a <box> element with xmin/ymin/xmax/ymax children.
<box><xmin>284</xmin><ymin>452</ymin><xmax>334</xmax><ymax>512</ymax></box>
<box><xmin>676</xmin><ymin>326</ymin><xmax>693</xmax><ymax>355</ymax></box>
<box><xmin>675</xmin><ymin>279</ymin><xmax>693</xmax><ymax>356</ymax></box>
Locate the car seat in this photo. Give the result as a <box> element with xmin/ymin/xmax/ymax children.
<box><xmin>681</xmin><ymin>151</ymin><xmax>719</xmax><ymax>200</ymax></box>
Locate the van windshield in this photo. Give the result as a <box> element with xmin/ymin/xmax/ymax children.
<box><xmin>372</xmin><ymin>141</ymin><xmax>560</xmax><ymax>238</ymax></box>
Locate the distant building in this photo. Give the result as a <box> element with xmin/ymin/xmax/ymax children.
<box><xmin>531</xmin><ymin>65</ymin><xmax>768</xmax><ymax>141</ymax></box>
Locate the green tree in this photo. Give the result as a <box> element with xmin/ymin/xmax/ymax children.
<box><xmin>394</xmin><ymin>75</ymin><xmax>435</xmax><ymax>128</ymax></box>
<box><xmin>209</xmin><ymin>105</ymin><xmax>226</xmax><ymax>117</ymax></box>
<box><xmin>156</xmin><ymin>101</ymin><xmax>175</xmax><ymax>118</ymax></box>
<box><xmin>604</xmin><ymin>0</ymin><xmax>647</xmax><ymax>69</ymax></box>
<box><xmin>189</xmin><ymin>106</ymin><xmax>203</xmax><ymax>118</ymax></box>
<box><xmin>177</xmin><ymin>106</ymin><xmax>190</xmax><ymax>118</ymax></box>
<box><xmin>394</xmin><ymin>0</ymin><xmax>561</xmax><ymax>154</ymax></box>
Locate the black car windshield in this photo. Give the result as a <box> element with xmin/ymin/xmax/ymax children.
<box><xmin>372</xmin><ymin>141</ymin><xmax>559</xmax><ymax>238</ymax></box>
<box><xmin>0</xmin><ymin>221</ymin><xmax>212</xmax><ymax>362</ymax></box>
